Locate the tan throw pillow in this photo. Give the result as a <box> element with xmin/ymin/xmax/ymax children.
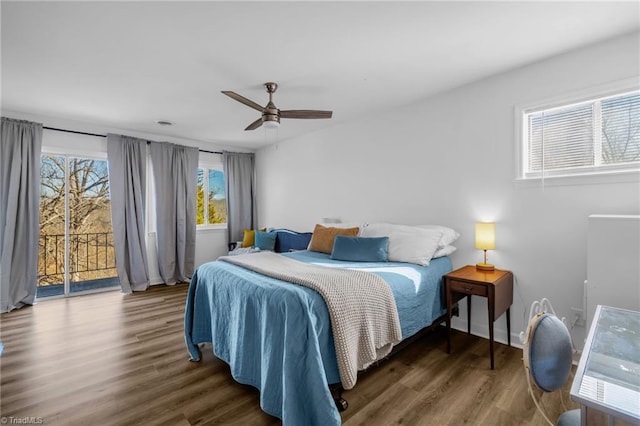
<box><xmin>308</xmin><ymin>224</ymin><xmax>359</xmax><ymax>254</ymax></box>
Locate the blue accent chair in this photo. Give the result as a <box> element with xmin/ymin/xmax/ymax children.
<box><xmin>523</xmin><ymin>303</ymin><xmax>580</xmax><ymax>426</ymax></box>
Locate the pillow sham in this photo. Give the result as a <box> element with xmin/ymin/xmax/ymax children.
<box><xmin>255</xmin><ymin>231</ymin><xmax>277</xmax><ymax>251</ymax></box>
<box><xmin>416</xmin><ymin>225</ymin><xmax>460</xmax><ymax>248</ymax></box>
<box><xmin>307</xmin><ymin>224</ymin><xmax>359</xmax><ymax>254</ymax></box>
<box><xmin>330</xmin><ymin>236</ymin><xmax>389</xmax><ymax>262</ymax></box>
<box><xmin>361</xmin><ymin>223</ymin><xmax>442</xmax><ymax>266</ymax></box>
<box><xmin>272</xmin><ymin>229</ymin><xmax>313</xmax><ymax>253</ymax></box>
<box><xmin>432</xmin><ymin>245</ymin><xmax>456</xmax><ymax>258</ymax></box>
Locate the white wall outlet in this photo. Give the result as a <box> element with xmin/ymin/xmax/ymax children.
<box><xmin>571</xmin><ymin>308</ymin><xmax>585</xmax><ymax>327</ymax></box>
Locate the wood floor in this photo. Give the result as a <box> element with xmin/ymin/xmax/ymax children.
<box><xmin>1</xmin><ymin>284</ymin><xmax>578</xmax><ymax>426</ymax></box>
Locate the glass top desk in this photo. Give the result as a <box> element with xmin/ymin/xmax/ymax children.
<box><xmin>570</xmin><ymin>305</ymin><xmax>640</xmax><ymax>425</ymax></box>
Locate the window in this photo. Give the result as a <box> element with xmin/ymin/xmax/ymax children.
<box><xmin>519</xmin><ymin>88</ymin><xmax>640</xmax><ymax>180</ymax></box>
<box><xmin>39</xmin><ymin>154</ymin><xmax>119</xmax><ymax>297</ymax></box>
<box><xmin>197</xmin><ymin>167</ymin><xmax>227</xmax><ymax>226</ymax></box>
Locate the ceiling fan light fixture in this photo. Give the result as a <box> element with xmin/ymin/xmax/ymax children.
<box><xmin>262</xmin><ymin>112</ymin><xmax>280</xmax><ymax>129</ymax></box>
<box><xmin>263</xmin><ymin>119</ymin><xmax>280</xmax><ymax>129</ymax></box>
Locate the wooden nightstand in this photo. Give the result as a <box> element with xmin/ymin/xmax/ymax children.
<box><xmin>444</xmin><ymin>265</ymin><xmax>513</xmax><ymax>369</ymax></box>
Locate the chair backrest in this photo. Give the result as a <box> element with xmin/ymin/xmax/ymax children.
<box><xmin>523</xmin><ymin>312</ymin><xmax>573</xmax><ymax>392</ymax></box>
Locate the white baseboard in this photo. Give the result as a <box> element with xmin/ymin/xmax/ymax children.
<box><xmin>450</xmin><ymin>322</ymin><xmax>524</xmax><ymax>350</ymax></box>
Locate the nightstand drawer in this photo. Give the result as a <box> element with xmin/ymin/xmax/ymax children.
<box><xmin>449</xmin><ymin>279</ymin><xmax>488</xmax><ymax>297</ymax></box>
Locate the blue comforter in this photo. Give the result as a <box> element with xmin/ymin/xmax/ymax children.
<box><xmin>184</xmin><ymin>250</ymin><xmax>452</xmax><ymax>425</ymax></box>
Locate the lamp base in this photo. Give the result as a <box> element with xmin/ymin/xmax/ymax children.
<box><xmin>476</xmin><ymin>263</ymin><xmax>495</xmax><ymax>271</ymax></box>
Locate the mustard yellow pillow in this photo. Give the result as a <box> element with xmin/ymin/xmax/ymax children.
<box><xmin>242</xmin><ymin>228</ymin><xmax>266</xmax><ymax>247</ymax></box>
<box><xmin>307</xmin><ymin>224</ymin><xmax>359</xmax><ymax>254</ymax></box>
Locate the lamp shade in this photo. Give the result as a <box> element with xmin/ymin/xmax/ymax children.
<box><xmin>475</xmin><ymin>222</ymin><xmax>495</xmax><ymax>250</ymax></box>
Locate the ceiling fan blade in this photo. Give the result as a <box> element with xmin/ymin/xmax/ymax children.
<box><xmin>245</xmin><ymin>118</ymin><xmax>263</xmax><ymax>131</ymax></box>
<box><xmin>280</xmin><ymin>110</ymin><xmax>333</xmax><ymax>119</ymax></box>
<box><xmin>222</xmin><ymin>91</ymin><xmax>264</xmax><ymax>112</ymax></box>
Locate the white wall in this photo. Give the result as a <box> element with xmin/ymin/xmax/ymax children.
<box><xmin>147</xmin><ymin>229</ymin><xmax>227</xmax><ymax>284</ymax></box>
<box><xmin>256</xmin><ymin>32</ymin><xmax>640</xmax><ymax>349</ymax></box>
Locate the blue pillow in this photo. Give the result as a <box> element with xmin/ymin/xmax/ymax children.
<box><xmin>273</xmin><ymin>229</ymin><xmax>313</xmax><ymax>253</ymax></box>
<box><xmin>255</xmin><ymin>231</ymin><xmax>277</xmax><ymax>251</ymax></box>
<box><xmin>330</xmin><ymin>236</ymin><xmax>389</xmax><ymax>262</ymax></box>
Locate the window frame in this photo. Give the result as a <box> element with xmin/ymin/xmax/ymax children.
<box><xmin>514</xmin><ymin>77</ymin><xmax>640</xmax><ymax>185</ymax></box>
<box><xmin>197</xmin><ymin>159</ymin><xmax>227</xmax><ymax>230</ymax></box>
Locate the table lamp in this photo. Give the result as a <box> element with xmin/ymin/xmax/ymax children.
<box><xmin>475</xmin><ymin>222</ymin><xmax>495</xmax><ymax>271</ymax></box>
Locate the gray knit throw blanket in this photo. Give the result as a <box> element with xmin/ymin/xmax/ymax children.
<box><xmin>219</xmin><ymin>251</ymin><xmax>402</xmax><ymax>389</ymax></box>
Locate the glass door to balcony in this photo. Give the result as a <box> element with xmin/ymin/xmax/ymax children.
<box><xmin>38</xmin><ymin>154</ymin><xmax>120</xmax><ymax>297</ymax></box>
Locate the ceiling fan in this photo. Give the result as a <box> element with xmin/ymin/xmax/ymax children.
<box><xmin>222</xmin><ymin>82</ymin><xmax>332</xmax><ymax>131</ymax></box>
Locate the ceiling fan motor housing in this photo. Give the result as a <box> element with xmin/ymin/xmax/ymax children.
<box><xmin>263</xmin><ymin>102</ymin><xmax>280</xmax><ymax>126</ymax></box>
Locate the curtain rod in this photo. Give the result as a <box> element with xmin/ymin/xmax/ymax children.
<box><xmin>42</xmin><ymin>126</ymin><xmax>223</xmax><ymax>155</ymax></box>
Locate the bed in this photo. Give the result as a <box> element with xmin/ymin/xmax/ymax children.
<box><xmin>184</xmin><ymin>247</ymin><xmax>453</xmax><ymax>425</ymax></box>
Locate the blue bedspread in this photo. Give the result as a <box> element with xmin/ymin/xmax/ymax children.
<box><xmin>184</xmin><ymin>251</ymin><xmax>452</xmax><ymax>425</ymax></box>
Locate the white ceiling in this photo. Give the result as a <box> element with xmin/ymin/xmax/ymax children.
<box><xmin>2</xmin><ymin>1</ymin><xmax>639</xmax><ymax>151</ymax></box>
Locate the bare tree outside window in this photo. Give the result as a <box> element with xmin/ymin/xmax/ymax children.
<box><xmin>601</xmin><ymin>93</ymin><xmax>640</xmax><ymax>164</ymax></box>
<box><xmin>38</xmin><ymin>155</ymin><xmax>117</xmax><ymax>290</ymax></box>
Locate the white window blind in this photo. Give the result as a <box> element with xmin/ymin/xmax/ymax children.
<box><xmin>522</xmin><ymin>90</ymin><xmax>640</xmax><ymax>179</ymax></box>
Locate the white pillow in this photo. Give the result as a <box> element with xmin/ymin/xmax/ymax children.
<box><xmin>433</xmin><ymin>245</ymin><xmax>456</xmax><ymax>258</ymax></box>
<box><xmin>361</xmin><ymin>223</ymin><xmax>442</xmax><ymax>266</ymax></box>
<box><xmin>416</xmin><ymin>225</ymin><xmax>460</xmax><ymax>248</ymax></box>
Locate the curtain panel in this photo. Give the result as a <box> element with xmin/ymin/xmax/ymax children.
<box><xmin>0</xmin><ymin>118</ymin><xmax>43</xmax><ymax>313</ymax></box>
<box><xmin>149</xmin><ymin>142</ymin><xmax>198</xmax><ymax>284</ymax></box>
<box><xmin>106</xmin><ymin>134</ymin><xmax>150</xmax><ymax>293</ymax></box>
<box><xmin>223</xmin><ymin>151</ymin><xmax>257</xmax><ymax>244</ymax></box>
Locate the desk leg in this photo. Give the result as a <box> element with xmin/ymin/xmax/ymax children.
<box><xmin>488</xmin><ymin>298</ymin><xmax>495</xmax><ymax>370</ymax></box>
<box><xmin>467</xmin><ymin>295</ymin><xmax>472</xmax><ymax>334</ymax></box>
<box><xmin>446</xmin><ymin>284</ymin><xmax>452</xmax><ymax>354</ymax></box>
<box><xmin>506</xmin><ymin>307</ymin><xmax>511</xmax><ymax>347</ymax></box>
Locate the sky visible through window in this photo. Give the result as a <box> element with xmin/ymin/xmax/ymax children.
<box><xmin>209</xmin><ymin>169</ymin><xmax>225</xmax><ymax>200</ymax></box>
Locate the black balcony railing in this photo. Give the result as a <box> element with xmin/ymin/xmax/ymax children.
<box><xmin>38</xmin><ymin>232</ymin><xmax>118</xmax><ymax>291</ymax></box>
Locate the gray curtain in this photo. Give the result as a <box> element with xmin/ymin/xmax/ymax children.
<box><xmin>149</xmin><ymin>142</ymin><xmax>198</xmax><ymax>285</ymax></box>
<box><xmin>0</xmin><ymin>118</ymin><xmax>42</xmax><ymax>313</ymax></box>
<box><xmin>107</xmin><ymin>134</ymin><xmax>150</xmax><ymax>293</ymax></box>
<box><xmin>223</xmin><ymin>151</ymin><xmax>257</xmax><ymax>244</ymax></box>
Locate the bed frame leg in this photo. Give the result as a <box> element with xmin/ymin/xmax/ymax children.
<box><xmin>187</xmin><ymin>343</ymin><xmax>203</xmax><ymax>362</ymax></box>
<box><xmin>330</xmin><ymin>384</ymin><xmax>349</xmax><ymax>411</ymax></box>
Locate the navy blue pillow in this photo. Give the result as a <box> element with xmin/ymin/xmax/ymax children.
<box><xmin>330</xmin><ymin>236</ymin><xmax>389</xmax><ymax>262</ymax></box>
<box><xmin>255</xmin><ymin>231</ymin><xmax>277</xmax><ymax>251</ymax></box>
<box><xmin>274</xmin><ymin>229</ymin><xmax>313</xmax><ymax>253</ymax></box>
